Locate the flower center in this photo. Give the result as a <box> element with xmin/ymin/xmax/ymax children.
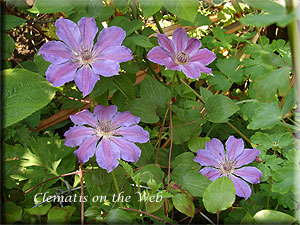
<box><xmin>96</xmin><ymin>120</ymin><xmax>114</xmax><ymax>138</ymax></box>
<box><xmin>220</xmin><ymin>161</ymin><xmax>234</xmax><ymax>176</ymax></box>
<box><xmin>175</xmin><ymin>51</ymin><xmax>189</xmax><ymax>64</ymax></box>
<box><xmin>79</xmin><ymin>49</ymin><xmax>93</xmax><ymax>64</ymax></box>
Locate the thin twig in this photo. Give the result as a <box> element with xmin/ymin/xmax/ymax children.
<box><xmin>226</xmin><ymin>121</ymin><xmax>252</xmax><ymax>145</ymax></box>
<box><xmin>167</xmin><ymin>102</ymin><xmax>173</xmax><ymax>191</ymax></box>
<box><xmin>153</xmin><ymin>14</ymin><xmax>164</xmax><ymax>34</ymax></box>
<box><xmin>79</xmin><ymin>164</ymin><xmax>84</xmax><ymax>225</ymax></box>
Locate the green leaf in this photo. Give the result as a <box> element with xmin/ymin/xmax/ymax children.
<box><xmin>272</xmin><ymin>163</ymin><xmax>296</xmax><ymax>194</ymax></box>
<box><xmin>140</xmin><ymin>75</ymin><xmax>170</xmax><ymax>107</ymax></box>
<box><xmin>241</xmin><ymin>212</ymin><xmax>255</xmax><ymax>224</ymax></box>
<box><xmin>135</xmin><ymin>164</ymin><xmax>164</xmax><ymax>184</ymax></box>
<box><xmin>172</xmin><ymin>117</ymin><xmax>191</xmax><ymax>144</ymax></box>
<box><xmin>28</xmin><ymin>0</ymin><xmax>74</xmax><ymax>13</ymax></box>
<box><xmin>2</xmin><ymin>34</ymin><xmax>15</xmax><ymax>60</ymax></box>
<box><xmin>253</xmin><ymin>210</ymin><xmax>296</xmax><ymax>224</ymax></box>
<box><xmin>25</xmin><ymin>203</ymin><xmax>51</xmax><ymax>216</ymax></box>
<box><xmin>4</xmin><ymin>202</ymin><xmax>22</xmax><ymax>224</ymax></box>
<box><xmin>96</xmin><ymin>6</ymin><xmax>115</xmax><ymax>22</ymax></box>
<box><xmin>127</xmin><ymin>34</ymin><xmax>154</xmax><ymax>48</ymax></box>
<box><xmin>250</xmin><ymin>132</ymin><xmax>274</xmax><ymax>149</ymax></box>
<box><xmin>181</xmin><ymin>171</ymin><xmax>211</xmax><ymax>197</ymax></box>
<box><xmin>109</xmin><ymin>17</ymin><xmax>143</xmax><ymax>36</ymax></box>
<box><xmin>128</xmin><ymin>98</ymin><xmax>159</xmax><ymax>123</ymax></box>
<box><xmin>139</xmin><ymin>0</ymin><xmax>162</xmax><ymax>18</ymax></box>
<box><xmin>252</xmin><ymin>67</ymin><xmax>291</xmax><ymax>102</ymax></box>
<box><xmin>47</xmin><ymin>206</ymin><xmax>75</xmax><ymax>224</ymax></box>
<box><xmin>3</xmin><ymin>15</ymin><xmax>27</xmax><ymax>30</ymax></box>
<box><xmin>86</xmin><ymin>0</ymin><xmax>103</xmax><ymax>17</ymax></box>
<box><xmin>4</xmin><ymin>68</ymin><xmax>57</xmax><ymax>128</ymax></box>
<box><xmin>145</xmin><ymin>201</ymin><xmax>164</xmax><ymax>213</ymax></box>
<box><xmin>205</xmin><ymin>95</ymin><xmax>240</xmax><ymax>123</ymax></box>
<box><xmin>104</xmin><ymin>209</ymin><xmax>133</xmax><ymax>224</ymax></box>
<box><xmin>247</xmin><ymin>102</ymin><xmax>281</xmax><ymax>130</ymax></box>
<box><xmin>188</xmin><ymin>137</ymin><xmax>210</xmax><ymax>152</ymax></box>
<box><xmin>199</xmin><ymin>87</ymin><xmax>213</xmax><ymax>103</ymax></box>
<box><xmin>113</xmin><ymin>75</ymin><xmax>135</xmax><ymax>99</ymax></box>
<box><xmin>162</xmin><ymin>0</ymin><xmax>198</xmax><ymax>22</ymax></box>
<box><xmin>207</xmin><ymin>72</ymin><xmax>232</xmax><ymax>91</ymax></box>
<box><xmin>242</xmin><ymin>0</ymin><xmax>286</xmax><ymax>14</ymax></box>
<box><xmin>135</xmin><ymin>142</ymin><xmax>154</xmax><ymax>167</ymax></box>
<box><xmin>172</xmin><ymin>193</ymin><xmax>195</xmax><ymax>217</ymax></box>
<box><xmin>203</xmin><ymin>177</ymin><xmax>236</xmax><ymax>213</ymax></box>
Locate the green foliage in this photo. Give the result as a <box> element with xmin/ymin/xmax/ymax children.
<box><xmin>47</xmin><ymin>206</ymin><xmax>76</xmax><ymax>224</ymax></box>
<box><xmin>3</xmin><ymin>68</ymin><xmax>57</xmax><ymax>128</ymax></box>
<box><xmin>172</xmin><ymin>193</ymin><xmax>195</xmax><ymax>217</ymax></box>
<box><xmin>203</xmin><ymin>177</ymin><xmax>236</xmax><ymax>213</ymax></box>
<box><xmin>253</xmin><ymin>210</ymin><xmax>296</xmax><ymax>224</ymax></box>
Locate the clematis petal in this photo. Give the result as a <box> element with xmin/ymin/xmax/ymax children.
<box><xmin>185</xmin><ymin>38</ymin><xmax>202</xmax><ymax>55</ymax></box>
<box><xmin>64</xmin><ymin>126</ymin><xmax>95</xmax><ymax>147</ymax></box>
<box><xmin>55</xmin><ymin>18</ymin><xmax>81</xmax><ymax>53</ymax></box>
<box><xmin>94</xmin><ymin>105</ymin><xmax>118</xmax><ymax>121</ymax></box>
<box><xmin>114</xmin><ymin>125</ymin><xmax>150</xmax><ymax>143</ymax></box>
<box><xmin>194</xmin><ymin>150</ymin><xmax>220</xmax><ymax>167</ymax></box>
<box><xmin>111</xmin><ymin>111</ymin><xmax>140</xmax><ymax>127</ymax></box>
<box><xmin>189</xmin><ymin>48</ymin><xmax>216</xmax><ymax>65</ymax></box>
<box><xmin>70</xmin><ymin>109</ymin><xmax>98</xmax><ymax>127</ymax></box>
<box><xmin>74</xmin><ymin>135</ymin><xmax>99</xmax><ymax>164</ymax></box>
<box><xmin>91</xmin><ymin>59</ymin><xmax>120</xmax><ymax>77</ymax></box>
<box><xmin>235</xmin><ymin>148</ymin><xmax>260</xmax><ymax>167</ymax></box>
<box><xmin>74</xmin><ymin>65</ymin><xmax>99</xmax><ymax>97</ymax></box>
<box><xmin>172</xmin><ymin>27</ymin><xmax>187</xmax><ymax>52</ymax></box>
<box><xmin>206</xmin><ymin>138</ymin><xmax>225</xmax><ymax>164</ymax></box>
<box><xmin>94</xmin><ymin>26</ymin><xmax>126</xmax><ymax>55</ymax></box>
<box><xmin>157</xmin><ymin>33</ymin><xmax>175</xmax><ymax>55</ymax></box>
<box><xmin>95</xmin><ymin>46</ymin><xmax>133</xmax><ymax>63</ymax></box>
<box><xmin>45</xmin><ymin>61</ymin><xmax>78</xmax><ymax>87</ymax></box>
<box><xmin>78</xmin><ymin>17</ymin><xmax>98</xmax><ymax>50</ymax></box>
<box><xmin>233</xmin><ymin>167</ymin><xmax>262</xmax><ymax>184</ymax></box>
<box><xmin>165</xmin><ymin>59</ymin><xmax>181</xmax><ymax>71</ymax></box>
<box><xmin>229</xmin><ymin>174</ymin><xmax>252</xmax><ymax>199</ymax></box>
<box><xmin>96</xmin><ymin>138</ymin><xmax>120</xmax><ymax>173</ymax></box>
<box><xmin>147</xmin><ymin>46</ymin><xmax>173</xmax><ymax>66</ymax></box>
<box><xmin>181</xmin><ymin>63</ymin><xmax>201</xmax><ymax>79</ymax></box>
<box><xmin>199</xmin><ymin>167</ymin><xmax>222</xmax><ymax>181</ymax></box>
<box><xmin>225</xmin><ymin>136</ymin><xmax>244</xmax><ymax>162</ymax></box>
<box><xmin>38</xmin><ymin>41</ymin><xmax>75</xmax><ymax>64</ymax></box>
<box><xmin>110</xmin><ymin>137</ymin><xmax>141</xmax><ymax>162</ymax></box>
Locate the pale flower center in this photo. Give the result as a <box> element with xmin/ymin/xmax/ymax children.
<box><xmin>220</xmin><ymin>161</ymin><xmax>234</xmax><ymax>176</ymax></box>
<box><xmin>175</xmin><ymin>51</ymin><xmax>189</xmax><ymax>64</ymax></box>
<box><xmin>79</xmin><ymin>49</ymin><xmax>94</xmax><ymax>64</ymax></box>
<box><xmin>96</xmin><ymin>120</ymin><xmax>114</xmax><ymax>138</ymax></box>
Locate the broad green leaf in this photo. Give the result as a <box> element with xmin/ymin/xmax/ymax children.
<box><xmin>252</xmin><ymin>67</ymin><xmax>291</xmax><ymax>102</ymax></box>
<box><xmin>199</xmin><ymin>87</ymin><xmax>213</xmax><ymax>103</ymax></box>
<box><xmin>240</xmin><ymin>13</ymin><xmax>294</xmax><ymax>28</ymax></box>
<box><xmin>27</xmin><ymin>0</ymin><xmax>73</xmax><ymax>13</ymax></box>
<box><xmin>4</xmin><ymin>68</ymin><xmax>57</xmax><ymax>128</ymax></box>
<box><xmin>215</xmin><ymin>58</ymin><xmax>239</xmax><ymax>78</ymax></box>
<box><xmin>281</xmin><ymin>87</ymin><xmax>296</xmax><ymax>116</ymax></box>
<box><xmin>47</xmin><ymin>206</ymin><xmax>75</xmax><ymax>224</ymax></box>
<box><xmin>86</xmin><ymin>0</ymin><xmax>103</xmax><ymax>17</ymax></box>
<box><xmin>205</xmin><ymin>95</ymin><xmax>240</xmax><ymax>123</ymax></box>
<box><xmin>104</xmin><ymin>209</ymin><xmax>133</xmax><ymax>224</ymax></box>
<box><xmin>128</xmin><ymin>98</ymin><xmax>159</xmax><ymax>123</ymax></box>
<box><xmin>96</xmin><ymin>6</ymin><xmax>115</xmax><ymax>22</ymax></box>
<box><xmin>2</xmin><ymin>34</ymin><xmax>15</xmax><ymax>60</ymax></box>
<box><xmin>241</xmin><ymin>212</ymin><xmax>255</xmax><ymax>224</ymax></box>
<box><xmin>188</xmin><ymin>136</ymin><xmax>210</xmax><ymax>152</ymax></box>
<box><xmin>203</xmin><ymin>177</ymin><xmax>236</xmax><ymax>213</ymax></box>
<box><xmin>109</xmin><ymin>16</ymin><xmax>143</xmax><ymax>36</ymax></box>
<box><xmin>145</xmin><ymin>201</ymin><xmax>164</xmax><ymax>213</ymax></box>
<box><xmin>135</xmin><ymin>142</ymin><xmax>154</xmax><ymax>167</ymax></box>
<box><xmin>250</xmin><ymin>132</ymin><xmax>274</xmax><ymax>149</ymax></box>
<box><xmin>242</xmin><ymin>0</ymin><xmax>286</xmax><ymax>14</ymax></box>
<box><xmin>139</xmin><ymin>0</ymin><xmax>162</xmax><ymax>18</ymax></box>
<box><xmin>84</xmin><ymin>206</ymin><xmax>101</xmax><ymax>218</ymax></box>
<box><xmin>207</xmin><ymin>72</ymin><xmax>232</xmax><ymax>91</ymax></box>
<box><xmin>272</xmin><ymin>163</ymin><xmax>296</xmax><ymax>194</ymax></box>
<box><xmin>172</xmin><ymin>117</ymin><xmax>191</xmax><ymax>144</ymax></box>
<box><xmin>25</xmin><ymin>203</ymin><xmax>51</xmax><ymax>216</ymax></box>
<box><xmin>172</xmin><ymin>193</ymin><xmax>195</xmax><ymax>217</ymax></box>
<box><xmin>127</xmin><ymin>34</ymin><xmax>154</xmax><ymax>48</ymax></box>
<box><xmin>140</xmin><ymin>75</ymin><xmax>170</xmax><ymax>107</ymax></box>
<box><xmin>113</xmin><ymin>75</ymin><xmax>135</xmax><ymax>99</ymax></box>
<box><xmin>135</xmin><ymin>164</ymin><xmax>164</xmax><ymax>183</ymax></box>
<box><xmin>4</xmin><ymin>202</ymin><xmax>22</xmax><ymax>224</ymax></box>
<box><xmin>181</xmin><ymin>171</ymin><xmax>212</xmax><ymax>197</ymax></box>
<box><xmin>247</xmin><ymin>102</ymin><xmax>281</xmax><ymax>130</ymax></box>
<box><xmin>3</xmin><ymin>15</ymin><xmax>27</xmax><ymax>30</ymax></box>
<box><xmin>162</xmin><ymin>0</ymin><xmax>198</xmax><ymax>22</ymax></box>
<box><xmin>253</xmin><ymin>210</ymin><xmax>296</xmax><ymax>224</ymax></box>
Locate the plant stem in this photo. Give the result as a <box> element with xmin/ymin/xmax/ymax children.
<box><xmin>167</xmin><ymin>102</ymin><xmax>173</xmax><ymax>191</ymax></box>
<box><xmin>79</xmin><ymin>164</ymin><xmax>84</xmax><ymax>225</ymax></box>
<box><xmin>111</xmin><ymin>170</ymin><xmax>123</xmax><ymax>207</ymax></box>
<box><xmin>266</xmin><ymin>177</ymin><xmax>272</xmax><ymax>209</ymax></box>
<box><xmin>227</xmin><ymin>121</ymin><xmax>252</xmax><ymax>145</ymax></box>
<box><xmin>179</xmin><ymin>78</ymin><xmax>204</xmax><ymax>102</ymax></box>
<box><xmin>153</xmin><ymin>14</ymin><xmax>164</xmax><ymax>34</ymax></box>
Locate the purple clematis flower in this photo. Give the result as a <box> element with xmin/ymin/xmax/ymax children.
<box><xmin>147</xmin><ymin>28</ymin><xmax>216</xmax><ymax>79</ymax></box>
<box><xmin>39</xmin><ymin>17</ymin><xmax>133</xmax><ymax>97</ymax></box>
<box><xmin>64</xmin><ymin>105</ymin><xmax>149</xmax><ymax>173</ymax></box>
<box><xmin>194</xmin><ymin>136</ymin><xmax>262</xmax><ymax>199</ymax></box>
